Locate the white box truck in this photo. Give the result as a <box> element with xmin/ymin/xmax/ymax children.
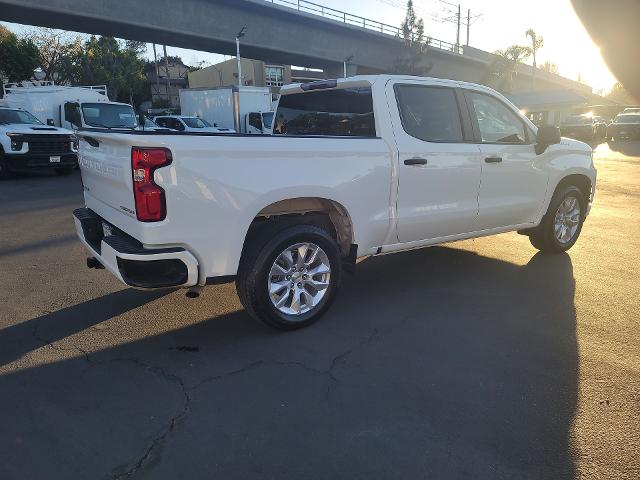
<box><xmin>2</xmin><ymin>81</ymin><xmax>153</xmax><ymax>133</ymax></box>
<box><xmin>179</xmin><ymin>86</ymin><xmax>274</xmax><ymax>134</ymax></box>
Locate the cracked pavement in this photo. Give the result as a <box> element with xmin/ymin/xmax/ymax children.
<box><xmin>1</xmin><ymin>143</ymin><xmax>639</xmax><ymax>479</ymax></box>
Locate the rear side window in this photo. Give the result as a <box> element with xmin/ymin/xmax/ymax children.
<box><xmin>395</xmin><ymin>85</ymin><xmax>464</xmax><ymax>142</ymax></box>
<box><xmin>274</xmin><ymin>87</ymin><xmax>376</xmax><ymax>137</ymax></box>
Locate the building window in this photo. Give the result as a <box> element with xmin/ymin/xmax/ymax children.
<box><xmin>265</xmin><ymin>65</ymin><xmax>284</xmax><ymax>87</ymax></box>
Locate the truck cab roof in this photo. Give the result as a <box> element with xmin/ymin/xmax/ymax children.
<box><xmin>280</xmin><ymin>75</ymin><xmax>496</xmax><ymax>95</ymax></box>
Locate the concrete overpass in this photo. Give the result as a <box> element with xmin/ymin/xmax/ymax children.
<box><xmin>0</xmin><ymin>0</ymin><xmax>590</xmax><ymax>93</ymax></box>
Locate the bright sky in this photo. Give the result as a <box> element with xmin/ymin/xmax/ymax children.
<box><xmin>1</xmin><ymin>0</ymin><xmax>618</xmax><ymax>93</ymax></box>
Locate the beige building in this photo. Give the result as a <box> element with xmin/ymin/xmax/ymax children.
<box><xmin>188</xmin><ymin>58</ymin><xmax>324</xmax><ymax>93</ymax></box>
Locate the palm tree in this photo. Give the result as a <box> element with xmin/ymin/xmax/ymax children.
<box><xmin>486</xmin><ymin>45</ymin><xmax>532</xmax><ymax>92</ymax></box>
<box><xmin>525</xmin><ymin>29</ymin><xmax>544</xmax><ymax>69</ymax></box>
<box><xmin>525</xmin><ymin>29</ymin><xmax>544</xmax><ymax>89</ymax></box>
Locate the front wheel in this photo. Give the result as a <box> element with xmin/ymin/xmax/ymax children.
<box><xmin>236</xmin><ymin>224</ymin><xmax>342</xmax><ymax>330</ymax></box>
<box><xmin>529</xmin><ymin>185</ymin><xmax>586</xmax><ymax>253</ymax></box>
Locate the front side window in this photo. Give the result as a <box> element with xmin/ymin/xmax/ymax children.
<box><xmin>262</xmin><ymin>112</ymin><xmax>274</xmax><ymax>129</ymax></box>
<box><xmin>274</xmin><ymin>87</ymin><xmax>376</xmax><ymax>137</ymax></box>
<box><xmin>170</xmin><ymin>119</ymin><xmax>185</xmax><ymax>131</ymax></box>
<box><xmin>467</xmin><ymin>92</ymin><xmax>527</xmax><ymax>144</ymax></box>
<box><xmin>64</xmin><ymin>102</ymin><xmax>81</xmax><ymax>127</ymax></box>
<box><xmin>394</xmin><ymin>85</ymin><xmax>464</xmax><ymax>142</ymax></box>
<box><xmin>0</xmin><ymin>109</ymin><xmax>42</xmax><ymax>125</ymax></box>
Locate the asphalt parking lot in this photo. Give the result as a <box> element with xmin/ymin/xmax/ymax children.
<box><xmin>1</xmin><ymin>143</ymin><xmax>639</xmax><ymax>480</ymax></box>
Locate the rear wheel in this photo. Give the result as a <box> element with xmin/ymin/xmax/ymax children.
<box><xmin>529</xmin><ymin>185</ymin><xmax>585</xmax><ymax>253</ymax></box>
<box><xmin>236</xmin><ymin>223</ymin><xmax>342</xmax><ymax>330</ymax></box>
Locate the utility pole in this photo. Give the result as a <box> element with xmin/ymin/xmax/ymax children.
<box><xmin>466</xmin><ymin>9</ymin><xmax>471</xmax><ymax>46</ymax></box>
<box><xmin>455</xmin><ymin>4</ymin><xmax>461</xmax><ymax>52</ymax></box>
<box><xmin>152</xmin><ymin>44</ymin><xmax>160</xmax><ymax>102</ymax></box>
<box><xmin>162</xmin><ymin>45</ymin><xmax>170</xmax><ymax>107</ymax></box>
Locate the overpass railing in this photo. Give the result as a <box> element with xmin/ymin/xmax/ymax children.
<box><xmin>264</xmin><ymin>0</ymin><xmax>461</xmax><ymax>53</ymax></box>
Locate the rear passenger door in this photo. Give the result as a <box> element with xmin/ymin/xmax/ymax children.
<box><xmin>389</xmin><ymin>81</ymin><xmax>483</xmax><ymax>243</ymax></box>
<box><xmin>464</xmin><ymin>90</ymin><xmax>549</xmax><ymax>230</ymax></box>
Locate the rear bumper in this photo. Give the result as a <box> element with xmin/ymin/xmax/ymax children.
<box><xmin>5</xmin><ymin>152</ymin><xmax>77</xmax><ymax>170</ymax></box>
<box><xmin>73</xmin><ymin>208</ymin><xmax>198</xmax><ymax>289</ymax></box>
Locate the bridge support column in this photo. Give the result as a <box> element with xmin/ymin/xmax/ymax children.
<box><xmin>324</xmin><ymin>63</ymin><xmax>359</xmax><ymax>80</ymax></box>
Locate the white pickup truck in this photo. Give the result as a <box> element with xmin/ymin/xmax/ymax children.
<box><xmin>0</xmin><ymin>106</ymin><xmax>78</xmax><ymax>178</ymax></box>
<box><xmin>74</xmin><ymin>75</ymin><xmax>596</xmax><ymax>329</ymax></box>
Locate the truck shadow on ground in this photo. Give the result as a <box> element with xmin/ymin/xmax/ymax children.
<box><xmin>0</xmin><ymin>246</ymin><xmax>578</xmax><ymax>480</ymax></box>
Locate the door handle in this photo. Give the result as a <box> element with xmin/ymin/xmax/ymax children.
<box><xmin>404</xmin><ymin>157</ymin><xmax>428</xmax><ymax>166</ymax></box>
<box><xmin>484</xmin><ymin>157</ymin><xmax>503</xmax><ymax>164</ymax></box>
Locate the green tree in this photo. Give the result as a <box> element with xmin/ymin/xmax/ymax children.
<box><xmin>541</xmin><ymin>61</ymin><xmax>558</xmax><ymax>74</ymax></box>
<box><xmin>607</xmin><ymin>82</ymin><xmax>639</xmax><ymax>105</ymax></box>
<box><xmin>485</xmin><ymin>45</ymin><xmax>532</xmax><ymax>92</ymax></box>
<box><xmin>401</xmin><ymin>0</ymin><xmax>424</xmax><ymax>46</ymax></box>
<box><xmin>391</xmin><ymin>0</ymin><xmax>432</xmax><ymax>75</ymax></box>
<box><xmin>26</xmin><ymin>28</ymin><xmax>83</xmax><ymax>84</ymax></box>
<box><xmin>0</xmin><ymin>26</ymin><xmax>39</xmax><ymax>94</ymax></box>
<box><xmin>73</xmin><ymin>36</ymin><xmax>149</xmax><ymax>106</ymax></box>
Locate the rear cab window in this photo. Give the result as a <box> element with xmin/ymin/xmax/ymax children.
<box><xmin>273</xmin><ymin>87</ymin><xmax>376</xmax><ymax>137</ymax></box>
<box><xmin>394</xmin><ymin>84</ymin><xmax>465</xmax><ymax>142</ymax></box>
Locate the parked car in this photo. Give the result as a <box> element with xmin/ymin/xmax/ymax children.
<box><xmin>559</xmin><ymin>114</ymin><xmax>598</xmax><ymax>142</ymax></box>
<box><xmin>152</xmin><ymin>115</ymin><xmax>231</xmax><ymax>133</ymax></box>
<box><xmin>607</xmin><ymin>113</ymin><xmax>640</xmax><ymax>142</ymax></box>
<box><xmin>592</xmin><ymin>116</ymin><xmax>609</xmax><ymax>139</ymax></box>
<box><xmin>73</xmin><ymin>75</ymin><xmax>596</xmax><ymax>330</ymax></box>
<box><xmin>0</xmin><ymin>106</ymin><xmax>77</xmax><ymax>178</ymax></box>
<box><xmin>137</xmin><ymin>116</ymin><xmax>167</xmax><ymax>131</ymax></box>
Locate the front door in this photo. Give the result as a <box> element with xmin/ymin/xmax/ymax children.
<box><xmin>464</xmin><ymin>90</ymin><xmax>550</xmax><ymax>230</ymax></box>
<box><xmin>389</xmin><ymin>81</ymin><xmax>483</xmax><ymax>243</ymax></box>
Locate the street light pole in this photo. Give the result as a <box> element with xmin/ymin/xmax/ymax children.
<box><xmin>234</xmin><ymin>26</ymin><xmax>247</xmax><ymax>133</ymax></box>
<box><xmin>236</xmin><ymin>26</ymin><xmax>247</xmax><ymax>88</ymax></box>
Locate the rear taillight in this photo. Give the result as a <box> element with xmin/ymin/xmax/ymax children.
<box><xmin>131</xmin><ymin>147</ymin><xmax>172</xmax><ymax>222</ymax></box>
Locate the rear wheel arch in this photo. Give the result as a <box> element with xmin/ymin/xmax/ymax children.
<box><xmin>240</xmin><ymin>197</ymin><xmax>355</xmax><ymax>260</ymax></box>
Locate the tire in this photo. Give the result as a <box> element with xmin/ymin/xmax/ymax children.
<box><xmin>529</xmin><ymin>185</ymin><xmax>586</xmax><ymax>254</ymax></box>
<box><xmin>54</xmin><ymin>167</ymin><xmax>73</xmax><ymax>176</ymax></box>
<box><xmin>236</xmin><ymin>223</ymin><xmax>342</xmax><ymax>330</ymax></box>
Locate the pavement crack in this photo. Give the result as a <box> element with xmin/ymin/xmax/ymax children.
<box><xmin>187</xmin><ymin>360</ymin><xmax>267</xmax><ymax>391</ymax></box>
<box><xmin>31</xmin><ymin>319</ymin><xmax>92</xmax><ymax>363</ymax></box>
<box><xmin>110</xmin><ymin>358</ymin><xmax>191</xmax><ymax>480</ymax></box>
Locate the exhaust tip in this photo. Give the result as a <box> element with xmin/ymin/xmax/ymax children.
<box><xmin>186</xmin><ymin>287</ymin><xmax>202</xmax><ymax>299</ymax></box>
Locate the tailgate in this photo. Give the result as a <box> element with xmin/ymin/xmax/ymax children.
<box><xmin>78</xmin><ymin>132</ymin><xmax>137</xmax><ymax>220</ymax></box>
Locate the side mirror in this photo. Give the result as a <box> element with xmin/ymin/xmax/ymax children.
<box><xmin>535</xmin><ymin>125</ymin><xmax>561</xmax><ymax>154</ymax></box>
<box><xmin>46</xmin><ymin>119</ymin><xmax>55</xmax><ymax>126</ymax></box>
